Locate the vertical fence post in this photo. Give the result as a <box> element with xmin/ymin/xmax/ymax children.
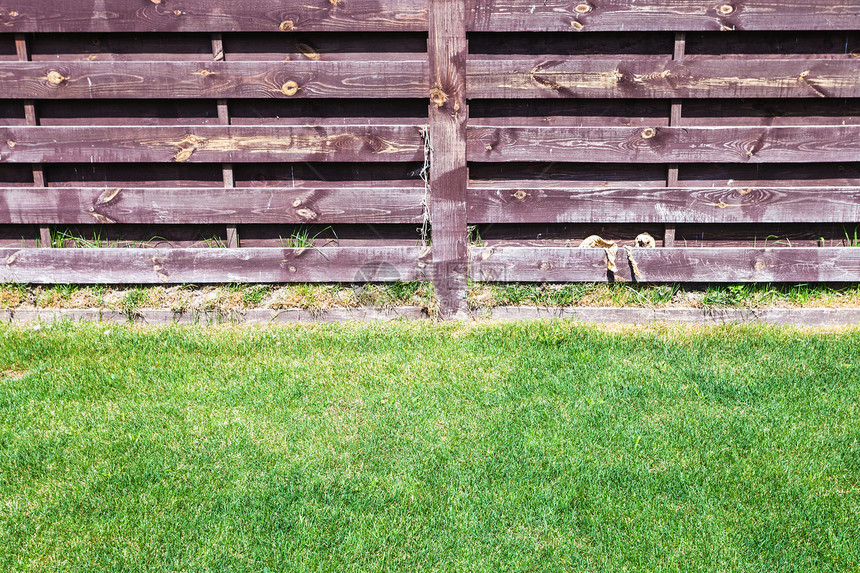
<box><xmin>428</xmin><ymin>0</ymin><xmax>469</xmax><ymax>318</ymax></box>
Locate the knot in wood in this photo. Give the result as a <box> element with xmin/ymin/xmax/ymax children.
<box><xmin>570</xmin><ymin>20</ymin><xmax>584</xmax><ymax>31</ymax></box>
<box><xmin>46</xmin><ymin>71</ymin><xmax>68</xmax><ymax>86</ymax></box>
<box><xmin>8</xmin><ymin>10</ymin><xmax>18</xmax><ymax>16</ymax></box>
<box><xmin>754</xmin><ymin>259</ymin><xmax>767</xmax><ymax>270</ymax></box>
<box><xmin>512</xmin><ymin>190</ymin><xmax>528</xmax><ymax>201</ymax></box>
<box><xmin>172</xmin><ymin>9</ymin><xmax>183</xmax><ymax>15</ymax></box>
<box><xmin>641</xmin><ymin>127</ymin><xmax>656</xmax><ymax>139</ymax></box>
<box><xmin>6</xmin><ymin>140</ymin><xmax>15</xmax><ymax>148</ymax></box>
<box><xmin>197</xmin><ymin>69</ymin><xmax>215</xmax><ymax>77</ymax></box>
<box><xmin>296</xmin><ymin>208</ymin><xmax>318</xmax><ymax>220</ymax></box>
<box><xmin>150</xmin><ymin>0</ymin><xmax>162</xmax><ymax>3</ymax></box>
<box><xmin>850</xmin><ymin>49</ymin><xmax>860</xmax><ymax>59</ymax></box>
<box><xmin>718</xmin><ymin>4</ymin><xmax>734</xmax><ymax>14</ymax></box>
<box><xmin>281</xmin><ymin>81</ymin><xmax>300</xmax><ymax>96</ymax></box>
<box><xmin>429</xmin><ymin>88</ymin><xmax>448</xmax><ymax>108</ymax></box>
<box><xmin>173</xmin><ymin>135</ymin><xmax>204</xmax><ymax>162</ymax></box>
<box><xmin>574</xmin><ymin>3</ymin><xmax>592</xmax><ymax>14</ymax></box>
<box><xmin>279</xmin><ymin>20</ymin><xmax>295</xmax><ymax>31</ymax></box>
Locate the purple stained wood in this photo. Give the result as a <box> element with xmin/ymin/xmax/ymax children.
<box><xmin>467</xmin><ymin>126</ymin><xmax>860</xmax><ymax>163</ymax></box>
<box><xmin>0</xmin><ymin>246</ymin><xmax>432</xmax><ymax>284</ymax></box>
<box><xmin>0</xmin><ymin>125</ymin><xmax>424</xmax><ymax>163</ymax></box>
<box><xmin>466</xmin><ymin>186</ymin><xmax>860</xmax><ymax>224</ymax></box>
<box><xmin>0</xmin><ymin>186</ymin><xmax>424</xmax><ymax>224</ymax></box>
<box><xmin>468</xmin><ymin>57</ymin><xmax>860</xmax><ymax>99</ymax></box>
<box><xmin>468</xmin><ymin>0</ymin><xmax>860</xmax><ymax>31</ymax></box>
<box><xmin>0</xmin><ymin>0</ymin><xmax>427</xmax><ymax>32</ymax></box>
<box><xmin>469</xmin><ymin>247</ymin><xmax>860</xmax><ymax>283</ymax></box>
<box><xmin>0</xmin><ymin>60</ymin><xmax>428</xmax><ymax>99</ymax></box>
<box><xmin>428</xmin><ymin>0</ymin><xmax>470</xmax><ymax>317</ymax></box>
<box><xmin>2</xmin><ymin>0</ymin><xmax>860</xmax><ymax>293</ymax></box>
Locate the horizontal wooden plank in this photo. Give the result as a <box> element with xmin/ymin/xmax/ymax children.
<box><xmin>468</xmin><ymin>57</ymin><xmax>860</xmax><ymax>99</ymax></box>
<box><xmin>0</xmin><ymin>61</ymin><xmax>428</xmax><ymax>99</ymax></box>
<box><xmin>467</xmin><ymin>126</ymin><xmax>860</xmax><ymax>163</ymax></box>
<box><xmin>467</xmin><ymin>222</ymin><xmax>860</xmax><ymax>248</ymax></box>
<box><xmin>0</xmin><ymin>125</ymin><xmax>424</xmax><ymax>163</ymax></box>
<box><xmin>469</xmin><ymin>0</ymin><xmax>860</xmax><ymax>31</ymax></box>
<box><xmin>0</xmin><ymin>186</ymin><xmax>424</xmax><ymax>225</ymax></box>
<box><xmin>467</xmin><ymin>186</ymin><xmax>860</xmax><ymax>224</ymax></box>
<box><xmin>470</xmin><ymin>247</ymin><xmax>860</xmax><ymax>282</ymax></box>
<box><xmin>1</xmin><ymin>0</ymin><xmax>427</xmax><ymax>32</ymax></box>
<box><xmin>0</xmin><ymin>247</ymin><xmax>431</xmax><ymax>283</ymax></box>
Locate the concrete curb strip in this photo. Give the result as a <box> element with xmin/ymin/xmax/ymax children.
<box><xmin>1</xmin><ymin>306</ymin><xmax>860</xmax><ymax>325</ymax></box>
<box><xmin>0</xmin><ymin>307</ymin><xmax>427</xmax><ymax>324</ymax></box>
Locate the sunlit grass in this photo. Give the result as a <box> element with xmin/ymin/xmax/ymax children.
<box><xmin>1</xmin><ymin>321</ymin><xmax>859</xmax><ymax>571</ymax></box>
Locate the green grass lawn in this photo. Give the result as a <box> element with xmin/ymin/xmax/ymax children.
<box><xmin>1</xmin><ymin>321</ymin><xmax>859</xmax><ymax>572</ymax></box>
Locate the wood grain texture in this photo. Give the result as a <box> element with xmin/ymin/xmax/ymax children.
<box><xmin>0</xmin><ymin>61</ymin><xmax>428</xmax><ymax>99</ymax></box>
<box><xmin>470</xmin><ymin>247</ymin><xmax>860</xmax><ymax>283</ymax></box>
<box><xmin>0</xmin><ymin>247</ymin><xmax>432</xmax><ymax>284</ymax></box>
<box><xmin>0</xmin><ymin>125</ymin><xmax>423</xmax><ymax>163</ymax></box>
<box><xmin>428</xmin><ymin>0</ymin><xmax>469</xmax><ymax>317</ymax></box>
<box><xmin>0</xmin><ymin>186</ymin><xmax>424</xmax><ymax>225</ymax></box>
<box><xmin>468</xmin><ymin>0</ymin><xmax>860</xmax><ymax>31</ymax></box>
<box><xmin>467</xmin><ymin>186</ymin><xmax>860</xmax><ymax>224</ymax></box>
<box><xmin>468</xmin><ymin>57</ymin><xmax>860</xmax><ymax>99</ymax></box>
<box><xmin>0</xmin><ymin>0</ymin><xmax>427</xmax><ymax>32</ymax></box>
<box><xmin>468</xmin><ymin>126</ymin><xmax>860</xmax><ymax>163</ymax></box>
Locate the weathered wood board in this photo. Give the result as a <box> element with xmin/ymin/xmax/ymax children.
<box><xmin>468</xmin><ymin>126</ymin><xmax>860</xmax><ymax>163</ymax></box>
<box><xmin>0</xmin><ymin>187</ymin><xmax>424</xmax><ymax>224</ymax></box>
<box><xmin>468</xmin><ymin>0</ymin><xmax>860</xmax><ymax>31</ymax></box>
<box><xmin>0</xmin><ymin>1</ymin><xmax>428</xmax><ymax>32</ymax></box>
<box><xmin>0</xmin><ymin>125</ymin><xmax>424</xmax><ymax>163</ymax></box>
<box><xmin>0</xmin><ymin>247</ymin><xmax>432</xmax><ymax>283</ymax></box>
<box><xmin>470</xmin><ymin>247</ymin><xmax>860</xmax><ymax>282</ymax></box>
<box><xmin>467</xmin><ymin>186</ymin><xmax>860</xmax><ymax>224</ymax></box>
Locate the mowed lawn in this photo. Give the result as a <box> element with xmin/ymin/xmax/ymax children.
<box><xmin>1</xmin><ymin>321</ymin><xmax>859</xmax><ymax>572</ymax></box>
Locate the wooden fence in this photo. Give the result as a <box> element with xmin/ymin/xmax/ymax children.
<box><xmin>1</xmin><ymin>1</ymin><xmax>859</xmax><ymax>316</ymax></box>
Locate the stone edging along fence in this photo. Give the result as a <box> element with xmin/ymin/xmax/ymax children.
<box><xmin>1</xmin><ymin>1</ymin><xmax>860</xmax><ymax>317</ymax></box>
<box><xmin>3</xmin><ymin>307</ymin><xmax>860</xmax><ymax>326</ymax></box>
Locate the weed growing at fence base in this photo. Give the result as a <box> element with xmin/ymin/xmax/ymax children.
<box><xmin>1</xmin><ymin>321</ymin><xmax>859</xmax><ymax>571</ymax></box>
